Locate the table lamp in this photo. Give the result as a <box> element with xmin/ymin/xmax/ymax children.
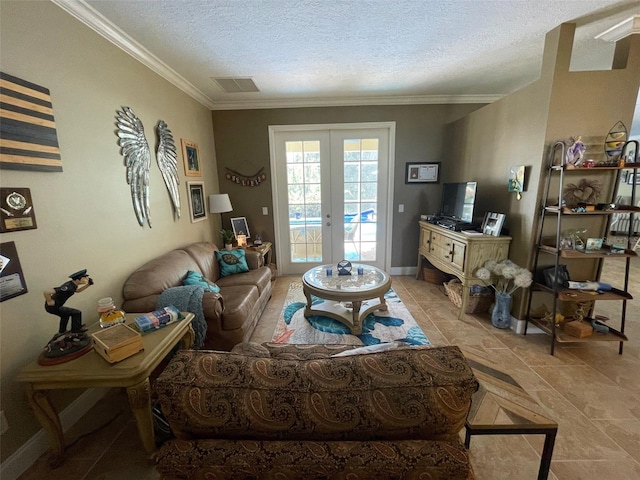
<box><xmin>209</xmin><ymin>194</ymin><xmax>233</xmax><ymax>242</ymax></box>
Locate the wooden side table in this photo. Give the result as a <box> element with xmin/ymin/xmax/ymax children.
<box><xmin>16</xmin><ymin>313</ymin><xmax>194</xmax><ymax>467</ymax></box>
<box><xmin>460</xmin><ymin>346</ymin><xmax>558</xmax><ymax>480</ymax></box>
<box><xmin>246</xmin><ymin>241</ymin><xmax>272</xmax><ymax>266</ymax></box>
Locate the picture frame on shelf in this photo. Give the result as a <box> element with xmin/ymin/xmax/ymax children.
<box><xmin>231</xmin><ymin>217</ymin><xmax>250</xmax><ymax>238</ymax></box>
<box><xmin>187</xmin><ymin>181</ymin><xmax>207</xmax><ymax>223</ymax></box>
<box><xmin>543</xmin><ymin>265</ymin><xmax>570</xmax><ymax>290</ymax></box>
<box><xmin>481</xmin><ymin>212</ymin><xmax>505</xmax><ymax>236</ymax></box>
<box><xmin>181</xmin><ymin>139</ymin><xmax>201</xmax><ymax>177</ymax></box>
<box><xmin>405</xmin><ymin>162</ymin><xmax>440</xmax><ymax>184</ymax></box>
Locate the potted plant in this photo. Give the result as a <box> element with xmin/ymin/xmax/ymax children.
<box><xmin>220</xmin><ymin>229</ymin><xmax>235</xmax><ymax>249</ymax></box>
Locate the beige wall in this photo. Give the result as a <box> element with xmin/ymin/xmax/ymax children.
<box><xmin>0</xmin><ymin>1</ymin><xmax>221</xmax><ymax>461</ymax></box>
<box><xmin>449</xmin><ymin>24</ymin><xmax>640</xmax><ymax>317</ymax></box>
<box><xmin>212</xmin><ymin>104</ymin><xmax>484</xmax><ymax>268</ymax></box>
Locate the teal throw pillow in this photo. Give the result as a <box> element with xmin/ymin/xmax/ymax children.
<box><xmin>182</xmin><ymin>270</ymin><xmax>220</xmax><ymax>293</ymax></box>
<box><xmin>215</xmin><ymin>249</ymin><xmax>249</xmax><ymax>277</ymax></box>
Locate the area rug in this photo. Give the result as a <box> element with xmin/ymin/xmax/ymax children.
<box><xmin>271</xmin><ymin>282</ymin><xmax>430</xmax><ymax>346</ymax></box>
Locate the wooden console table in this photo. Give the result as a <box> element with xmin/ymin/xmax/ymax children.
<box><xmin>16</xmin><ymin>313</ymin><xmax>194</xmax><ymax>467</ymax></box>
<box><xmin>417</xmin><ymin>221</ymin><xmax>511</xmax><ymax>318</ymax></box>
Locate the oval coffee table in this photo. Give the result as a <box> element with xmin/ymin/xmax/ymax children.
<box><xmin>302</xmin><ymin>264</ymin><xmax>391</xmax><ymax>334</ymax></box>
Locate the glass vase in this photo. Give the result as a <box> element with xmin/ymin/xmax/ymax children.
<box><xmin>491</xmin><ymin>292</ymin><xmax>512</xmax><ymax>329</ymax></box>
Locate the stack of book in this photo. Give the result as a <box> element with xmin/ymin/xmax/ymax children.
<box><xmin>91</xmin><ymin>323</ymin><xmax>144</xmax><ymax>363</ymax></box>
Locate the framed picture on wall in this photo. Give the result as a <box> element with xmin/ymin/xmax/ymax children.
<box><xmin>187</xmin><ymin>181</ymin><xmax>207</xmax><ymax>223</ymax></box>
<box><xmin>405</xmin><ymin>162</ymin><xmax>440</xmax><ymax>184</ymax></box>
<box><xmin>181</xmin><ymin>139</ymin><xmax>201</xmax><ymax>177</ymax></box>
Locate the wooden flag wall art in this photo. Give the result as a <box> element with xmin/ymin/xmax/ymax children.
<box><xmin>0</xmin><ymin>71</ymin><xmax>62</xmax><ymax>172</ymax></box>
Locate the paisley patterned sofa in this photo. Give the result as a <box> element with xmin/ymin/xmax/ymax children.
<box><xmin>154</xmin><ymin>343</ymin><xmax>478</xmax><ymax>479</ymax></box>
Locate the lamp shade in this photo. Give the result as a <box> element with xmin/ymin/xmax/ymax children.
<box><xmin>209</xmin><ymin>194</ymin><xmax>233</xmax><ymax>213</ymax></box>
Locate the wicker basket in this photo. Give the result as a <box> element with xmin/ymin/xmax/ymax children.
<box><xmin>422</xmin><ymin>266</ymin><xmax>446</xmax><ymax>284</ymax></box>
<box><xmin>443</xmin><ymin>280</ymin><xmax>494</xmax><ymax>314</ymax></box>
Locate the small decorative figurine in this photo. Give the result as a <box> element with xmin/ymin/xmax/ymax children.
<box><xmin>40</xmin><ymin>269</ymin><xmax>94</xmax><ymax>364</ymax></box>
<box><xmin>337</xmin><ymin>260</ymin><xmax>352</xmax><ymax>276</ymax></box>
<box><xmin>565</xmin><ymin>136</ymin><xmax>586</xmax><ymax>166</ymax></box>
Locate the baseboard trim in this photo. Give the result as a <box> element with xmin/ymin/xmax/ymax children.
<box><xmin>391</xmin><ymin>266</ymin><xmax>417</xmax><ymax>276</ymax></box>
<box><xmin>511</xmin><ymin>318</ymin><xmax>545</xmax><ymax>335</ymax></box>
<box><xmin>0</xmin><ymin>387</ymin><xmax>108</xmax><ymax>480</ymax></box>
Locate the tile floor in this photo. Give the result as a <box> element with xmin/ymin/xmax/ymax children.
<box><xmin>18</xmin><ymin>257</ymin><xmax>640</xmax><ymax>480</ymax></box>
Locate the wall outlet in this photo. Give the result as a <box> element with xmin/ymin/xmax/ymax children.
<box><xmin>398</xmin><ymin>204</ymin><xmax>404</xmax><ymax>213</ymax></box>
<box><xmin>262</xmin><ymin>207</ymin><xmax>268</xmax><ymax>215</ymax></box>
<box><xmin>0</xmin><ymin>410</ymin><xmax>8</xmax><ymax>435</ymax></box>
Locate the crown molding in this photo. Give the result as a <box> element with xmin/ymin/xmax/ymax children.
<box><xmin>209</xmin><ymin>94</ymin><xmax>503</xmax><ymax>111</ymax></box>
<box><xmin>52</xmin><ymin>0</ymin><xmax>503</xmax><ymax>111</ymax></box>
<box><xmin>595</xmin><ymin>15</ymin><xmax>640</xmax><ymax>42</ymax></box>
<box><xmin>51</xmin><ymin>0</ymin><xmax>216</xmax><ymax>109</ymax></box>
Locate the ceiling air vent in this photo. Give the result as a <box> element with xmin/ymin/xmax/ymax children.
<box><xmin>212</xmin><ymin>77</ymin><xmax>259</xmax><ymax>93</ymax></box>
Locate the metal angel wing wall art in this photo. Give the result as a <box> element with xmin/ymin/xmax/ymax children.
<box><xmin>155</xmin><ymin>120</ymin><xmax>180</xmax><ymax>219</ymax></box>
<box><xmin>115</xmin><ymin>107</ymin><xmax>151</xmax><ymax>227</ymax></box>
<box><xmin>115</xmin><ymin>107</ymin><xmax>181</xmax><ymax>227</ymax></box>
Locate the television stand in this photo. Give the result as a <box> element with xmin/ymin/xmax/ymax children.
<box><xmin>417</xmin><ymin>221</ymin><xmax>511</xmax><ymax>319</ymax></box>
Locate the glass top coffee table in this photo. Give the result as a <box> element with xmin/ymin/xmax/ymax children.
<box><xmin>302</xmin><ymin>264</ymin><xmax>392</xmax><ymax>334</ymax></box>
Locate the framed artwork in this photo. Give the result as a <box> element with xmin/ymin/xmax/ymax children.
<box><xmin>0</xmin><ymin>241</ymin><xmax>28</xmax><ymax>302</ymax></box>
<box><xmin>481</xmin><ymin>212</ymin><xmax>505</xmax><ymax>236</ymax></box>
<box><xmin>187</xmin><ymin>181</ymin><xmax>207</xmax><ymax>223</ymax></box>
<box><xmin>508</xmin><ymin>165</ymin><xmax>525</xmax><ymax>200</ymax></box>
<box><xmin>543</xmin><ymin>265</ymin><xmax>570</xmax><ymax>290</ymax></box>
<box><xmin>0</xmin><ymin>72</ymin><xmax>62</xmax><ymax>172</ymax></box>
<box><xmin>405</xmin><ymin>162</ymin><xmax>440</xmax><ymax>184</ymax></box>
<box><xmin>231</xmin><ymin>217</ymin><xmax>251</xmax><ymax>238</ymax></box>
<box><xmin>181</xmin><ymin>139</ymin><xmax>201</xmax><ymax>177</ymax></box>
<box><xmin>0</xmin><ymin>188</ymin><xmax>37</xmax><ymax>233</ymax></box>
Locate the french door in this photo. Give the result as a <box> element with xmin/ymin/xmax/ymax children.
<box><xmin>270</xmin><ymin>123</ymin><xmax>394</xmax><ymax>275</ymax></box>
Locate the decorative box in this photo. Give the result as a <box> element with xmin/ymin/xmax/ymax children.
<box><xmin>91</xmin><ymin>323</ymin><xmax>144</xmax><ymax>363</ymax></box>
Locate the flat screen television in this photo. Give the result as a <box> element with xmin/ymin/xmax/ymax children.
<box><xmin>439</xmin><ymin>181</ymin><xmax>477</xmax><ymax>223</ymax></box>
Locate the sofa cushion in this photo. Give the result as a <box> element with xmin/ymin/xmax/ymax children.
<box><xmin>215</xmin><ymin>249</ymin><xmax>249</xmax><ymax>277</ymax></box>
<box><xmin>215</xmin><ymin>265</ymin><xmax>271</xmax><ymax>295</ymax></box>
<box><xmin>231</xmin><ymin>342</ymin><xmax>271</xmax><ymax>358</ymax></box>
<box><xmin>263</xmin><ymin>343</ymin><xmax>358</xmax><ymax>359</ymax></box>
<box><xmin>217</xmin><ymin>285</ymin><xmax>259</xmax><ymax>331</ymax></box>
<box><xmin>182</xmin><ymin>270</ymin><xmax>220</xmax><ymax>293</ymax></box>
<box><xmin>156</xmin><ymin>345</ymin><xmax>478</xmax><ymax>442</ymax></box>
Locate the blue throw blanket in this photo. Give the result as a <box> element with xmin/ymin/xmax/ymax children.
<box><xmin>157</xmin><ymin>285</ymin><xmax>207</xmax><ymax>349</ymax></box>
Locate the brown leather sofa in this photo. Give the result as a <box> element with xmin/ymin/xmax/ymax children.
<box><xmin>154</xmin><ymin>343</ymin><xmax>478</xmax><ymax>479</ymax></box>
<box><xmin>121</xmin><ymin>242</ymin><xmax>272</xmax><ymax>351</ymax></box>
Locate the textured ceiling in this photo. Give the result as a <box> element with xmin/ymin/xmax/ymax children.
<box><xmin>67</xmin><ymin>0</ymin><xmax>639</xmax><ymax>114</ymax></box>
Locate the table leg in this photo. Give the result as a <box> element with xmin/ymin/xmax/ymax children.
<box><xmin>24</xmin><ymin>384</ymin><xmax>65</xmax><ymax>468</ymax></box>
<box><xmin>351</xmin><ymin>300</ymin><xmax>363</xmax><ymax>334</ymax></box>
<box><xmin>458</xmin><ymin>282</ymin><xmax>470</xmax><ymax>319</ymax></box>
<box><xmin>378</xmin><ymin>294</ymin><xmax>388</xmax><ymax>312</ymax></box>
<box><xmin>180</xmin><ymin>325</ymin><xmax>195</xmax><ymax>350</ymax></box>
<box><xmin>538</xmin><ymin>430</ymin><xmax>557</xmax><ymax>480</ymax></box>
<box><xmin>303</xmin><ymin>287</ymin><xmax>313</xmax><ymax>317</ymax></box>
<box><xmin>126</xmin><ymin>378</ymin><xmax>154</xmax><ymax>454</ymax></box>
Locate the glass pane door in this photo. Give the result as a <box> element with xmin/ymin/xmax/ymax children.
<box><xmin>272</xmin><ymin>125</ymin><xmax>391</xmax><ymax>275</ymax></box>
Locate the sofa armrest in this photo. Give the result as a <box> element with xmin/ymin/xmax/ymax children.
<box><xmin>244</xmin><ymin>250</ymin><xmax>263</xmax><ymax>269</ymax></box>
<box><xmin>202</xmin><ymin>291</ymin><xmax>224</xmax><ymax>319</ymax></box>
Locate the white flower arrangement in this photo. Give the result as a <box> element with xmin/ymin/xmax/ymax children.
<box><xmin>475</xmin><ymin>259</ymin><xmax>533</xmax><ymax>295</ymax></box>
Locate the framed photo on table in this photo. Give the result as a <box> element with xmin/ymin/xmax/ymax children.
<box><xmin>405</xmin><ymin>162</ymin><xmax>440</xmax><ymax>184</ymax></box>
<box><xmin>231</xmin><ymin>217</ymin><xmax>251</xmax><ymax>238</ymax></box>
<box><xmin>481</xmin><ymin>212</ymin><xmax>505</xmax><ymax>236</ymax></box>
<box><xmin>181</xmin><ymin>139</ymin><xmax>201</xmax><ymax>177</ymax></box>
<box><xmin>187</xmin><ymin>181</ymin><xmax>207</xmax><ymax>223</ymax></box>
